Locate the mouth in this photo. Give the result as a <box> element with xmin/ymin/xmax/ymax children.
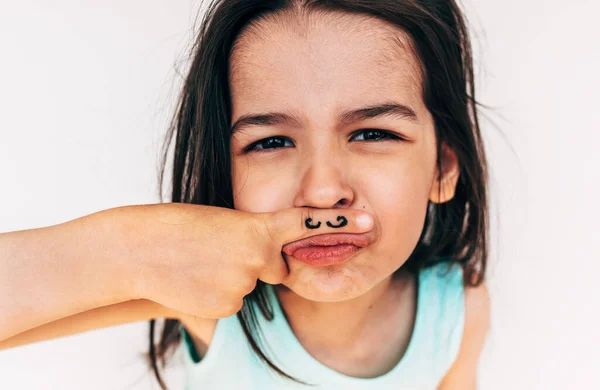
<box><xmin>282</xmin><ymin>233</ymin><xmax>371</xmax><ymax>267</ymax></box>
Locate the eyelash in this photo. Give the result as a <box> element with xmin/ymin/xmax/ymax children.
<box><xmin>243</xmin><ymin>129</ymin><xmax>404</xmax><ymax>153</ymax></box>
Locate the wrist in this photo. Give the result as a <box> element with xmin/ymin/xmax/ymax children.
<box><xmin>78</xmin><ymin>206</ymin><xmax>147</xmax><ymax>302</ymax></box>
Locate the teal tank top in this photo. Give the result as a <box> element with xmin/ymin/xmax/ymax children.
<box><xmin>179</xmin><ymin>261</ymin><xmax>465</xmax><ymax>389</ymax></box>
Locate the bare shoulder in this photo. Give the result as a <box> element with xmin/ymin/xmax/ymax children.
<box><xmin>437</xmin><ymin>280</ymin><xmax>491</xmax><ymax>389</ymax></box>
<box><xmin>464</xmin><ymin>280</ymin><xmax>491</xmax><ymax>329</ymax></box>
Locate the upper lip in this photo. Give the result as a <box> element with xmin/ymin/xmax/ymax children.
<box><xmin>282</xmin><ymin>233</ymin><xmax>372</xmax><ymax>256</ymax></box>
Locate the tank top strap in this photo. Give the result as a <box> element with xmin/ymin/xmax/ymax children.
<box><xmin>416</xmin><ymin>261</ymin><xmax>466</xmax><ymax>379</ymax></box>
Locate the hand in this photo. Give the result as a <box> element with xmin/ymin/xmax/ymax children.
<box><xmin>115</xmin><ymin>203</ymin><xmax>373</xmax><ymax>319</ymax></box>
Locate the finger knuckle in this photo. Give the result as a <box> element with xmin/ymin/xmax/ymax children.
<box><xmin>261</xmin><ymin>213</ymin><xmax>277</xmax><ymax>242</ymax></box>
<box><xmin>250</xmin><ymin>212</ymin><xmax>274</xmax><ymax>240</ymax></box>
<box><xmin>248</xmin><ymin>215</ymin><xmax>265</xmax><ymax>238</ymax></box>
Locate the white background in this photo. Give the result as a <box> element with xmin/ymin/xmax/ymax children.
<box><xmin>0</xmin><ymin>0</ymin><xmax>598</xmax><ymax>389</ymax></box>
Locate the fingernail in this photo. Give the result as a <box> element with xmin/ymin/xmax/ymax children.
<box><xmin>356</xmin><ymin>213</ymin><xmax>373</xmax><ymax>229</ymax></box>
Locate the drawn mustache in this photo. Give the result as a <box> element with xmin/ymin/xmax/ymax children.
<box><xmin>305</xmin><ymin>216</ymin><xmax>348</xmax><ymax>229</ymax></box>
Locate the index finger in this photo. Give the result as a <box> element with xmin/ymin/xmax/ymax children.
<box><xmin>262</xmin><ymin>207</ymin><xmax>374</xmax><ymax>248</ymax></box>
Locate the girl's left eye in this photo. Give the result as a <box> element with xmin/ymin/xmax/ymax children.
<box><xmin>243</xmin><ymin>129</ymin><xmax>403</xmax><ymax>153</ymax></box>
<box><xmin>349</xmin><ymin>129</ymin><xmax>403</xmax><ymax>142</ymax></box>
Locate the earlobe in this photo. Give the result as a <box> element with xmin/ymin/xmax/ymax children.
<box><xmin>429</xmin><ymin>143</ymin><xmax>460</xmax><ymax>204</ymax></box>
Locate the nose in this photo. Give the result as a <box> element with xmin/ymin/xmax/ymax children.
<box><xmin>293</xmin><ymin>154</ymin><xmax>355</xmax><ymax>209</ymax></box>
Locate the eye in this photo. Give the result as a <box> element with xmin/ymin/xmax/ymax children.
<box><xmin>349</xmin><ymin>129</ymin><xmax>404</xmax><ymax>142</ymax></box>
<box><xmin>243</xmin><ymin>129</ymin><xmax>403</xmax><ymax>154</ymax></box>
<box><xmin>244</xmin><ymin>136</ymin><xmax>294</xmax><ymax>153</ymax></box>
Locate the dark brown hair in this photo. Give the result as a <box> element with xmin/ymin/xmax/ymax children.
<box><xmin>146</xmin><ymin>0</ymin><xmax>489</xmax><ymax>388</ymax></box>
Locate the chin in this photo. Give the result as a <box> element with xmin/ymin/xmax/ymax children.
<box><xmin>281</xmin><ymin>264</ymin><xmax>373</xmax><ymax>302</ymax></box>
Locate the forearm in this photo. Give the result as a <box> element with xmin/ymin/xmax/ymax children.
<box><xmin>0</xmin><ymin>208</ymin><xmax>137</xmax><ymax>341</ymax></box>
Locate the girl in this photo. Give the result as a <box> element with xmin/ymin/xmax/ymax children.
<box><xmin>0</xmin><ymin>0</ymin><xmax>491</xmax><ymax>389</ymax></box>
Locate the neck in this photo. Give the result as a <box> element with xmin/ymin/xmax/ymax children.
<box><xmin>275</xmin><ymin>272</ymin><xmax>407</xmax><ymax>350</ymax></box>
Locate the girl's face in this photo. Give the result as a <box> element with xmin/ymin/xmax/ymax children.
<box><xmin>229</xmin><ymin>12</ymin><xmax>457</xmax><ymax>302</ymax></box>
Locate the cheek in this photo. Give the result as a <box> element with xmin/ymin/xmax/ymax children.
<box><xmin>232</xmin><ymin>157</ymin><xmax>291</xmax><ymax>212</ymax></box>
<box><xmin>361</xmin><ymin>161</ymin><xmax>432</xmax><ymax>260</ymax></box>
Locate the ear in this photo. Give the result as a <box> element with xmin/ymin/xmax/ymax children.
<box><xmin>429</xmin><ymin>142</ymin><xmax>460</xmax><ymax>204</ymax></box>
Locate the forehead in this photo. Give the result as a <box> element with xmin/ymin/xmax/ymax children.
<box><xmin>229</xmin><ymin>10</ymin><xmax>424</xmax><ymax>122</ymax></box>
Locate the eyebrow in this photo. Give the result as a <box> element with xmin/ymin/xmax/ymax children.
<box><xmin>230</xmin><ymin>102</ymin><xmax>418</xmax><ymax>135</ymax></box>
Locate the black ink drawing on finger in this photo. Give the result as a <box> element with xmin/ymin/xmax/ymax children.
<box><xmin>326</xmin><ymin>216</ymin><xmax>348</xmax><ymax>228</ymax></box>
<box><xmin>305</xmin><ymin>218</ymin><xmax>321</xmax><ymax>229</ymax></box>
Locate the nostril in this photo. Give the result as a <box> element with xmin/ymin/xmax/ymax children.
<box><xmin>335</xmin><ymin>198</ymin><xmax>348</xmax><ymax>207</ymax></box>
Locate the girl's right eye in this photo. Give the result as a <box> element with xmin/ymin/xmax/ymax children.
<box><xmin>244</xmin><ymin>137</ymin><xmax>294</xmax><ymax>153</ymax></box>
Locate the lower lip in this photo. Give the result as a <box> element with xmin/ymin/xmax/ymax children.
<box><xmin>291</xmin><ymin>244</ymin><xmax>361</xmax><ymax>267</ymax></box>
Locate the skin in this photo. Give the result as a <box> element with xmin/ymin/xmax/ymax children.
<box><xmin>207</xmin><ymin>9</ymin><xmax>489</xmax><ymax>387</ymax></box>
